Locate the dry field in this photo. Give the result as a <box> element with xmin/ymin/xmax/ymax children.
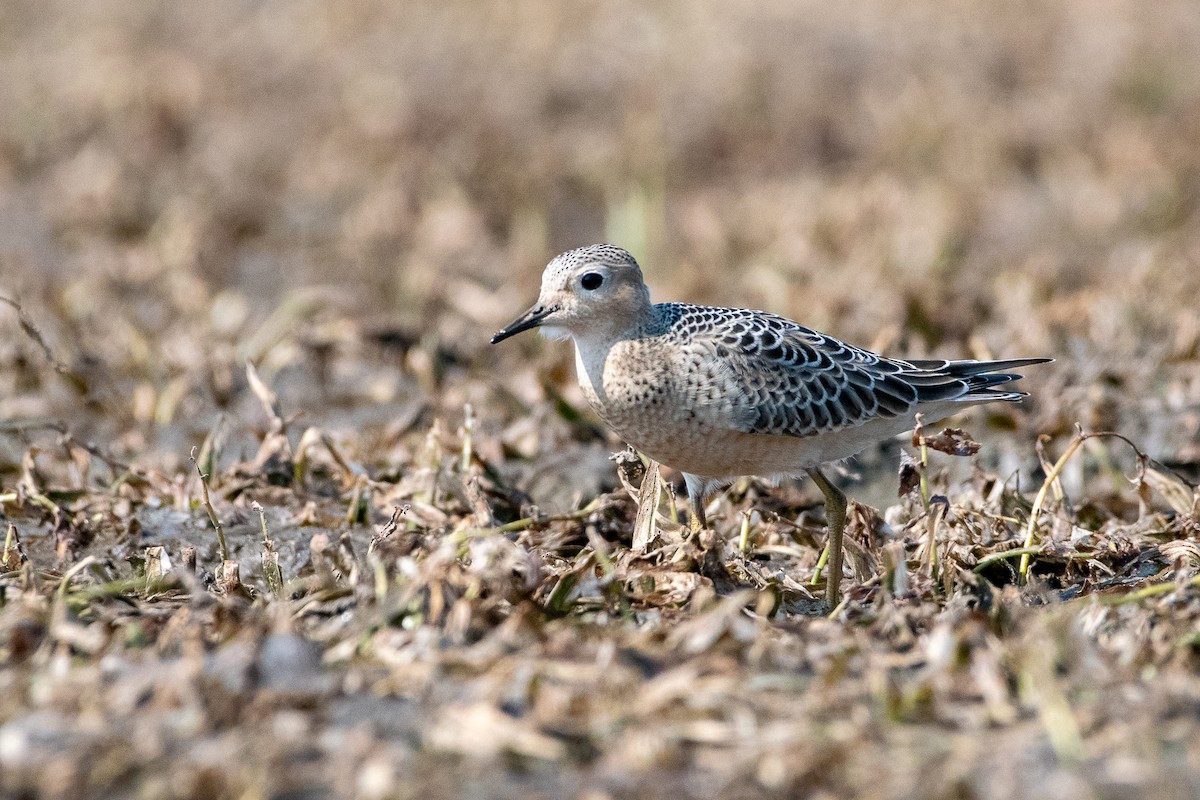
<box><xmin>2</xmin><ymin>1</ymin><xmax>1200</xmax><ymax>798</ymax></box>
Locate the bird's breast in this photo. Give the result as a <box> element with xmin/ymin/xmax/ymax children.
<box><xmin>572</xmin><ymin>337</ymin><xmax>747</xmax><ymax>472</ymax></box>
<box><xmin>574</xmin><ymin>338</ymin><xmax>675</xmax><ymax>430</ymax></box>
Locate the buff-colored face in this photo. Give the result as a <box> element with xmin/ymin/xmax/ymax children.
<box><xmin>491</xmin><ymin>244</ymin><xmax>651</xmax><ymax>344</ymax></box>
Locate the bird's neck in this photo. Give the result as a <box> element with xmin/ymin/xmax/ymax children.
<box><xmin>569</xmin><ymin>319</ymin><xmax>635</xmax><ymax>401</ymax></box>
<box><xmin>570</xmin><ymin>326</ymin><xmax>622</xmax><ymax>378</ymax></box>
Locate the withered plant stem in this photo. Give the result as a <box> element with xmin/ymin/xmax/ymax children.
<box><xmin>57</xmin><ymin>555</ymin><xmax>98</xmax><ymax>599</ymax></box>
<box><xmin>913</xmin><ymin>416</ymin><xmax>939</xmax><ymax>581</ymax></box>
<box><xmin>1019</xmin><ymin>428</ymin><xmax>1147</xmax><ymax>584</ymax></box>
<box><xmin>493</xmin><ymin>497</ymin><xmax>604</xmax><ymax>533</ymax></box>
<box><xmin>190</xmin><ymin>446</ymin><xmax>229</xmax><ymax>564</ymax></box>
<box><xmin>460</xmin><ymin>402</ymin><xmax>475</xmax><ymax>472</ymax></box>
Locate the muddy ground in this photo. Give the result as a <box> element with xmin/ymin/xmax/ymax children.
<box><xmin>2</xmin><ymin>2</ymin><xmax>1200</xmax><ymax>798</ymax></box>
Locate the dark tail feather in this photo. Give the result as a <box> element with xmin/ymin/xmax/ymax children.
<box><xmin>901</xmin><ymin>357</ymin><xmax>1052</xmax><ymax>404</ymax></box>
<box><xmin>905</xmin><ymin>357</ymin><xmax>1053</xmax><ymax>376</ymax></box>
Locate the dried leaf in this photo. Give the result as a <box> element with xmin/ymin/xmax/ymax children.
<box><xmin>1</xmin><ymin>524</ymin><xmax>27</xmax><ymax>570</ymax></box>
<box><xmin>923</xmin><ymin>427</ymin><xmax>982</xmax><ymax>457</ymax></box>
<box><xmin>898</xmin><ymin>452</ymin><xmax>922</xmax><ymax>497</ymax></box>
<box><xmin>632</xmin><ymin>460</ymin><xmax>661</xmax><ymax>552</ymax></box>
<box><xmin>1142</xmin><ymin>467</ymin><xmax>1197</xmax><ymax>516</ymax></box>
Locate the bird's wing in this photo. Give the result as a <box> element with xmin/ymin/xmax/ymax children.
<box><xmin>668</xmin><ymin>306</ymin><xmax>922</xmax><ymax>438</ymax></box>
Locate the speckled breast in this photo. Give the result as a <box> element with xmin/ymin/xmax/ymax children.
<box><xmin>573</xmin><ymin>335</ymin><xmax>764</xmax><ymax>477</ymax></box>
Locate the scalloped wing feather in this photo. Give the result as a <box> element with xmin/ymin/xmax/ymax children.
<box><xmin>661</xmin><ymin>304</ymin><xmax>1047</xmax><ymax>439</ymax></box>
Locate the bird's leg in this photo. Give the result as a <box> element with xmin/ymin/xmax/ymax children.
<box><xmin>807</xmin><ymin>468</ymin><xmax>846</xmax><ymax>607</ymax></box>
<box><xmin>691</xmin><ymin>489</ymin><xmax>705</xmax><ymax>532</ymax></box>
<box><xmin>683</xmin><ymin>474</ymin><xmax>708</xmax><ymax>533</ymax></box>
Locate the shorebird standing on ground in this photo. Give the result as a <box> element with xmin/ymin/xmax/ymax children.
<box><xmin>491</xmin><ymin>244</ymin><xmax>1049</xmax><ymax>605</ymax></box>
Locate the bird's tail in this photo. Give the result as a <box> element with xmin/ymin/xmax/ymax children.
<box><xmin>900</xmin><ymin>357</ymin><xmax>1053</xmax><ymax>404</ymax></box>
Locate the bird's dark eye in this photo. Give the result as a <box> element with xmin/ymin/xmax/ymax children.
<box><xmin>580</xmin><ymin>272</ymin><xmax>604</xmax><ymax>291</ymax></box>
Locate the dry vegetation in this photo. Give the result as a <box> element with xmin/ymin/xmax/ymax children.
<box><xmin>2</xmin><ymin>1</ymin><xmax>1200</xmax><ymax>798</ymax></box>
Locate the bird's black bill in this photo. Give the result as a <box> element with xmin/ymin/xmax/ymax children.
<box><xmin>490</xmin><ymin>304</ymin><xmax>558</xmax><ymax>344</ymax></box>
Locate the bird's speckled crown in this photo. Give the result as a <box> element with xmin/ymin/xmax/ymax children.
<box><xmin>544</xmin><ymin>244</ymin><xmax>642</xmax><ymax>283</ymax></box>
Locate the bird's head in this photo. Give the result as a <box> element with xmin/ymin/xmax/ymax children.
<box><xmin>490</xmin><ymin>244</ymin><xmax>652</xmax><ymax>344</ymax></box>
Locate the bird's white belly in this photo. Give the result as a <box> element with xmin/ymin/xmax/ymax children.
<box><xmin>620</xmin><ymin>414</ymin><xmax>918</xmax><ymax>479</ymax></box>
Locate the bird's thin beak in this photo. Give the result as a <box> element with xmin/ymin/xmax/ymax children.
<box><xmin>490</xmin><ymin>303</ymin><xmax>559</xmax><ymax>344</ymax></box>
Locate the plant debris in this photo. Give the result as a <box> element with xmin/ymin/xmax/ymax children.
<box><xmin>3</xmin><ymin>2</ymin><xmax>1200</xmax><ymax>799</ymax></box>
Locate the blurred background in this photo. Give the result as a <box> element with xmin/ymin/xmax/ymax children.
<box><xmin>3</xmin><ymin>6</ymin><xmax>1200</xmax><ymax>797</ymax></box>
<box><xmin>2</xmin><ymin>0</ymin><xmax>1199</xmax><ymax>504</ymax></box>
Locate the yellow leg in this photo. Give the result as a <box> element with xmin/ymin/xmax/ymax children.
<box><xmin>807</xmin><ymin>468</ymin><xmax>847</xmax><ymax>607</ymax></box>
<box><xmin>684</xmin><ymin>475</ymin><xmax>708</xmax><ymax>533</ymax></box>
<box><xmin>688</xmin><ymin>495</ymin><xmax>706</xmax><ymax>533</ymax></box>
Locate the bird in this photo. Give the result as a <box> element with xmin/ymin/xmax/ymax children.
<box><xmin>491</xmin><ymin>244</ymin><xmax>1050</xmax><ymax>605</ymax></box>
